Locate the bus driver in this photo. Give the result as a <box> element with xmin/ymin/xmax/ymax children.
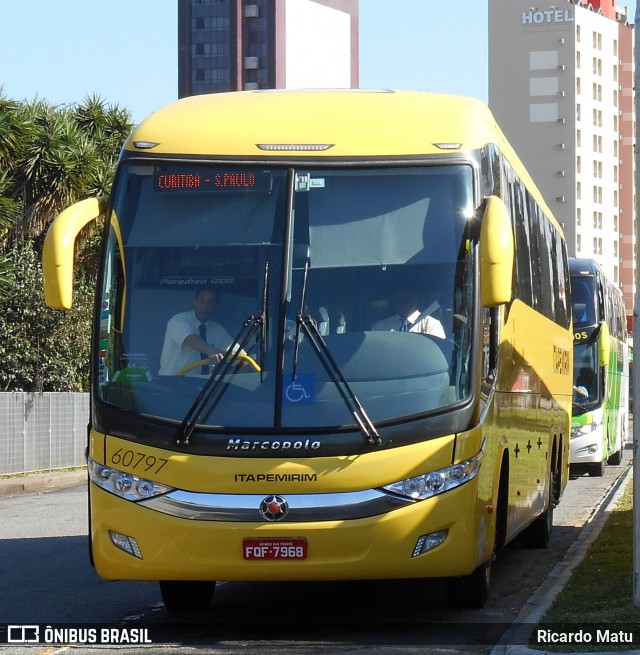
<box><xmin>159</xmin><ymin>286</ymin><xmax>238</xmax><ymax>376</ymax></box>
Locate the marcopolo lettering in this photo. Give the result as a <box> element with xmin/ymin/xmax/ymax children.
<box><xmin>522</xmin><ymin>9</ymin><xmax>573</xmax><ymax>24</ymax></box>
<box><xmin>227</xmin><ymin>438</ymin><xmax>321</xmax><ymax>451</ymax></box>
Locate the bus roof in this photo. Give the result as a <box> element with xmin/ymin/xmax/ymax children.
<box><xmin>569</xmin><ymin>258</ymin><xmax>600</xmax><ymax>277</ymax></box>
<box><xmin>126</xmin><ymin>89</ymin><xmax>504</xmax><ymax>159</ymax></box>
<box><xmin>124</xmin><ymin>89</ymin><xmax>559</xmax><ymax>234</ymax></box>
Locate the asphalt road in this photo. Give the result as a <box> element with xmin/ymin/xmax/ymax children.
<box><xmin>0</xmin><ymin>443</ymin><xmax>633</xmax><ymax>655</ymax></box>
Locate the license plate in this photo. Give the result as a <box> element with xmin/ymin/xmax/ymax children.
<box><xmin>243</xmin><ymin>537</ymin><xmax>307</xmax><ymax>560</ymax></box>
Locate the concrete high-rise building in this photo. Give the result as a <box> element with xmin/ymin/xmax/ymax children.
<box><xmin>489</xmin><ymin>0</ymin><xmax>635</xmax><ymax>317</ymax></box>
<box><xmin>178</xmin><ymin>0</ymin><xmax>359</xmax><ymax>97</ymax></box>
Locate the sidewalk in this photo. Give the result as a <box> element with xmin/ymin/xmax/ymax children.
<box><xmin>0</xmin><ymin>468</ymin><xmax>86</xmax><ymax>496</ymax></box>
<box><xmin>491</xmin><ymin>463</ymin><xmax>638</xmax><ymax>655</ymax></box>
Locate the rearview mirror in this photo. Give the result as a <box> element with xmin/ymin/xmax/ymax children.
<box><xmin>598</xmin><ymin>321</ymin><xmax>610</xmax><ymax>368</ymax></box>
<box><xmin>43</xmin><ymin>197</ymin><xmax>107</xmax><ymax>309</ymax></box>
<box><xmin>479</xmin><ymin>195</ymin><xmax>514</xmax><ymax>307</ymax></box>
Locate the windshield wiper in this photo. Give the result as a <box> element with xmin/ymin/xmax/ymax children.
<box><xmin>572</xmin><ymin>400</ymin><xmax>591</xmax><ymax>414</ymax></box>
<box><xmin>296</xmin><ymin>314</ymin><xmax>382</xmax><ymax>446</ymax></box>
<box><xmin>175</xmin><ymin>314</ymin><xmax>264</xmax><ymax>445</ymax></box>
<box><xmin>293</xmin><ymin>262</ymin><xmax>381</xmax><ymax>447</ymax></box>
<box><xmin>175</xmin><ymin>265</ymin><xmax>270</xmax><ymax>446</ymax></box>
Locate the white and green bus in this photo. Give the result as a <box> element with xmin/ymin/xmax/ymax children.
<box><xmin>570</xmin><ymin>258</ymin><xmax>629</xmax><ymax>476</ymax></box>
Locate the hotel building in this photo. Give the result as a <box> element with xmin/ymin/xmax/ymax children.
<box><xmin>489</xmin><ymin>0</ymin><xmax>635</xmax><ymax>316</ymax></box>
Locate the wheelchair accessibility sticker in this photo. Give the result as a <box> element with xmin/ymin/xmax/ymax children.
<box><xmin>283</xmin><ymin>373</ymin><xmax>315</xmax><ymax>404</ymax></box>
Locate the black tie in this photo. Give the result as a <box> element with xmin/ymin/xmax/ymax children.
<box><xmin>198</xmin><ymin>324</ymin><xmax>208</xmax><ymax>374</ymax></box>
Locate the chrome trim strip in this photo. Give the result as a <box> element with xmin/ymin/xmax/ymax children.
<box><xmin>139</xmin><ymin>488</ymin><xmax>414</xmax><ymax>522</ymax></box>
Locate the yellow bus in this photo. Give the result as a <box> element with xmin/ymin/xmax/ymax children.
<box><xmin>43</xmin><ymin>90</ymin><xmax>572</xmax><ymax>609</ymax></box>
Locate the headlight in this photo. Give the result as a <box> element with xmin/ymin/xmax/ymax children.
<box><xmin>88</xmin><ymin>457</ymin><xmax>174</xmax><ymax>501</ymax></box>
<box><xmin>571</xmin><ymin>421</ymin><xmax>599</xmax><ymax>439</ymax></box>
<box><xmin>382</xmin><ymin>451</ymin><xmax>483</xmax><ymax>501</ymax></box>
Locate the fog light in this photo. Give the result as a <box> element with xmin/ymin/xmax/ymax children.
<box><xmin>110</xmin><ymin>530</ymin><xmax>143</xmax><ymax>559</ymax></box>
<box><xmin>412</xmin><ymin>529</ymin><xmax>448</xmax><ymax>557</ymax></box>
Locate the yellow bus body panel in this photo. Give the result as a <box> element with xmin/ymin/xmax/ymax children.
<box><xmin>90</xmin><ymin>429</ymin><xmax>498</xmax><ymax>581</ymax></box>
<box><xmin>127</xmin><ymin>90</ymin><xmax>494</xmax><ymax>158</ymax></box>
<box><xmin>98</xmin><ymin>433</ymin><xmax>458</xmax><ymax>496</ymax></box>
<box><xmin>91</xmin><ymin>477</ymin><xmax>485</xmax><ymax>582</ymax></box>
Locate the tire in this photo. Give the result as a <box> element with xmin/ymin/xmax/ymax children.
<box><xmin>588</xmin><ymin>460</ymin><xmax>605</xmax><ymax>477</ymax></box>
<box><xmin>450</xmin><ymin>557</ymin><xmax>493</xmax><ymax>609</ymax></box>
<box><xmin>520</xmin><ymin>472</ymin><xmax>555</xmax><ymax>548</ymax></box>
<box><xmin>608</xmin><ymin>448</ymin><xmax>623</xmax><ymax>466</ymax></box>
<box><xmin>160</xmin><ymin>580</ymin><xmax>216</xmax><ymax>612</ymax></box>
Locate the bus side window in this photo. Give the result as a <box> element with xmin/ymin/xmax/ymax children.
<box><xmin>481</xmin><ymin>307</ymin><xmax>498</xmax><ymax>395</ymax></box>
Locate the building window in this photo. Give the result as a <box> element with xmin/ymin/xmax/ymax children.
<box><xmin>592</xmin><ymin>211</ymin><xmax>602</xmax><ymax>230</ymax></box>
<box><xmin>593</xmin><ymin>237</ymin><xmax>602</xmax><ymax>255</ymax></box>
<box><xmin>577</xmin><ymin>234</ymin><xmax>582</xmax><ymax>252</ymax></box>
<box><xmin>592</xmin><ymin>32</ymin><xmax>602</xmax><ymax>50</ymax></box>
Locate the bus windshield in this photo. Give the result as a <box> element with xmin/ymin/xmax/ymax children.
<box><xmin>97</xmin><ymin>163</ymin><xmax>476</xmax><ymax>431</ymax></box>
<box><xmin>573</xmin><ymin>337</ymin><xmax>600</xmax><ymax>406</ymax></box>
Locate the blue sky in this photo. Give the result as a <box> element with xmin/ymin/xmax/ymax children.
<box><xmin>0</xmin><ymin>1</ymin><xmax>635</xmax><ymax>124</ymax></box>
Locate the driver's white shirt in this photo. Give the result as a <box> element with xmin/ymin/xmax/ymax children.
<box><xmin>159</xmin><ymin>310</ymin><xmax>235</xmax><ymax>376</ymax></box>
<box><xmin>372</xmin><ymin>309</ymin><xmax>446</xmax><ymax>339</ymax></box>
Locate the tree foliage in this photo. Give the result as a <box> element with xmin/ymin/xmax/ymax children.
<box><xmin>0</xmin><ymin>93</ymin><xmax>133</xmax><ymax>390</ymax></box>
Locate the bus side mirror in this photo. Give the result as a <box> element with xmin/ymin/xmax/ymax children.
<box><xmin>43</xmin><ymin>197</ymin><xmax>107</xmax><ymax>309</ymax></box>
<box><xmin>598</xmin><ymin>320</ymin><xmax>610</xmax><ymax>368</ymax></box>
<box><xmin>479</xmin><ymin>195</ymin><xmax>514</xmax><ymax>307</ymax></box>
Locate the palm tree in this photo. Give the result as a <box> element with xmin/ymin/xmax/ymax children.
<box><xmin>0</xmin><ymin>94</ymin><xmax>133</xmax><ymax>389</ymax></box>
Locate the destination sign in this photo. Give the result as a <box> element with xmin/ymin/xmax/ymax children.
<box><xmin>154</xmin><ymin>169</ymin><xmax>272</xmax><ymax>192</ymax></box>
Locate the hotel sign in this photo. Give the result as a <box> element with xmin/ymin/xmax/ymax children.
<box><xmin>522</xmin><ymin>9</ymin><xmax>573</xmax><ymax>24</ymax></box>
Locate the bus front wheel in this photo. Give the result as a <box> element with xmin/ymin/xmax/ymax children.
<box><xmin>450</xmin><ymin>556</ymin><xmax>493</xmax><ymax>608</ymax></box>
<box><xmin>160</xmin><ymin>580</ymin><xmax>216</xmax><ymax>612</ymax></box>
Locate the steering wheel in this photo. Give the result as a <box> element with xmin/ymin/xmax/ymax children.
<box><xmin>175</xmin><ymin>353</ymin><xmax>261</xmax><ymax>376</ymax></box>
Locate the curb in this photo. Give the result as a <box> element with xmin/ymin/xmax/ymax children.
<box><xmin>0</xmin><ymin>469</ymin><xmax>86</xmax><ymax>497</ymax></box>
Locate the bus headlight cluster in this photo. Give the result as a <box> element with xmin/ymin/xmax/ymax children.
<box><xmin>571</xmin><ymin>421</ymin><xmax>599</xmax><ymax>439</ymax></box>
<box><xmin>88</xmin><ymin>458</ymin><xmax>174</xmax><ymax>502</ymax></box>
<box><xmin>382</xmin><ymin>451</ymin><xmax>482</xmax><ymax>501</ymax></box>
